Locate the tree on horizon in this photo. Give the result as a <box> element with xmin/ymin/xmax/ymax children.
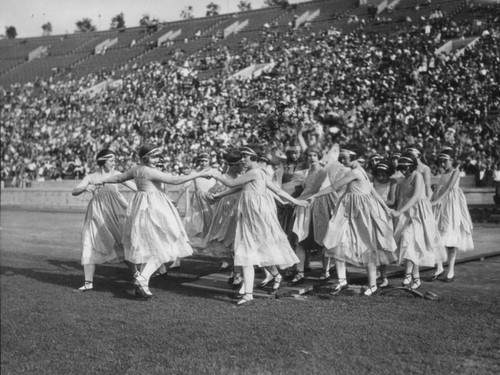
<box><xmin>6</xmin><ymin>26</ymin><xmax>17</xmax><ymax>39</ymax></box>
<box><xmin>206</xmin><ymin>2</ymin><xmax>220</xmax><ymax>17</ymax></box>
<box><xmin>238</xmin><ymin>1</ymin><xmax>252</xmax><ymax>12</ymax></box>
<box><xmin>180</xmin><ymin>6</ymin><xmax>194</xmax><ymax>19</ymax></box>
<box><xmin>42</xmin><ymin>22</ymin><xmax>52</xmax><ymax>36</ymax></box>
<box><xmin>75</xmin><ymin>18</ymin><xmax>96</xmax><ymax>33</ymax></box>
<box><xmin>110</xmin><ymin>13</ymin><xmax>125</xmax><ymax>29</ymax></box>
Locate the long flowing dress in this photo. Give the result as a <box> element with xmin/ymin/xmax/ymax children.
<box><xmin>234</xmin><ymin>168</ymin><xmax>299</xmax><ymax>268</ymax></box>
<box><xmin>183</xmin><ymin>169</ymin><xmax>218</xmax><ymax>249</ymax></box>
<box><xmin>323</xmin><ymin>169</ymin><xmax>397</xmax><ymax>267</ymax></box>
<box><xmin>202</xmin><ymin>177</ymin><xmax>241</xmax><ymax>258</ymax></box>
<box><xmin>81</xmin><ymin>180</ymin><xmax>128</xmax><ymax>265</ymax></box>
<box><xmin>293</xmin><ymin>168</ymin><xmax>336</xmax><ymax>248</ymax></box>
<box><xmin>432</xmin><ymin>171</ymin><xmax>474</xmax><ymax>252</ymax></box>
<box><xmin>394</xmin><ymin>172</ymin><xmax>446</xmax><ymax>267</ymax></box>
<box><xmin>123</xmin><ymin>170</ymin><xmax>193</xmax><ymax>264</ymax></box>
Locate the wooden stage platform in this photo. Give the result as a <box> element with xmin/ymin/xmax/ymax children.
<box><xmin>181</xmin><ymin>224</ymin><xmax>500</xmax><ymax>300</ymax></box>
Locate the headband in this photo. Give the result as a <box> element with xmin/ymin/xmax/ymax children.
<box><xmin>398</xmin><ymin>156</ymin><xmax>415</xmax><ymax>166</ymax></box>
<box><xmin>391</xmin><ymin>153</ymin><xmax>401</xmax><ymax>158</ymax></box>
<box><xmin>406</xmin><ymin>148</ymin><xmax>421</xmax><ymax>155</ymax></box>
<box><xmin>144</xmin><ymin>148</ymin><xmax>161</xmax><ymax>158</ymax></box>
<box><xmin>339</xmin><ymin>149</ymin><xmax>357</xmax><ymax>156</ymax></box>
<box><xmin>198</xmin><ymin>153</ymin><xmax>210</xmax><ymax>161</ymax></box>
<box><xmin>241</xmin><ymin>147</ymin><xmax>258</xmax><ymax>157</ymax></box>
<box><xmin>375</xmin><ymin>163</ymin><xmax>390</xmax><ymax>171</ymax></box>
<box><xmin>97</xmin><ymin>154</ymin><xmax>114</xmax><ymax>161</ymax></box>
<box><xmin>370</xmin><ymin>154</ymin><xmax>383</xmax><ymax>160</ymax></box>
<box><xmin>437</xmin><ymin>153</ymin><xmax>452</xmax><ymax>161</ymax></box>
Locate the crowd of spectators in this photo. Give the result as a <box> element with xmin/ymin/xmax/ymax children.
<box><xmin>1</xmin><ymin>2</ymin><xmax>499</xmax><ymax>189</ymax></box>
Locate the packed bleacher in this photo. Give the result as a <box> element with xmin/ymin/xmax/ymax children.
<box><xmin>0</xmin><ymin>0</ymin><xmax>499</xmax><ymax>190</ymax></box>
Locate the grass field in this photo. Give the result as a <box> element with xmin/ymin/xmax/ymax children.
<box><xmin>1</xmin><ymin>209</ymin><xmax>500</xmax><ymax>375</ymax></box>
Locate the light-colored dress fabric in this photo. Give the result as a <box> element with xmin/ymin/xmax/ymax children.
<box><xmin>432</xmin><ymin>171</ymin><xmax>474</xmax><ymax>252</ymax></box>
<box><xmin>123</xmin><ymin>168</ymin><xmax>193</xmax><ymax>264</ymax></box>
<box><xmin>202</xmin><ymin>179</ymin><xmax>241</xmax><ymax>258</ymax></box>
<box><xmin>394</xmin><ymin>172</ymin><xmax>446</xmax><ymax>267</ymax></box>
<box><xmin>234</xmin><ymin>168</ymin><xmax>299</xmax><ymax>268</ymax></box>
<box><xmin>81</xmin><ymin>182</ymin><xmax>128</xmax><ymax>265</ymax></box>
<box><xmin>323</xmin><ymin>168</ymin><xmax>397</xmax><ymax>267</ymax></box>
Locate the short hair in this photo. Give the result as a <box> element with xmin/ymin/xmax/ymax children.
<box><xmin>397</xmin><ymin>152</ymin><xmax>418</xmax><ymax>172</ymax></box>
<box><xmin>96</xmin><ymin>149</ymin><xmax>115</xmax><ymax>166</ymax></box>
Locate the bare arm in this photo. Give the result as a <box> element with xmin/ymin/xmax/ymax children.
<box><xmin>385</xmin><ymin>179</ymin><xmax>397</xmax><ymax>208</ymax></box>
<box><xmin>422</xmin><ymin>166</ymin><xmax>433</xmax><ymax>199</ymax></box>
<box><xmin>299</xmin><ymin>169</ymin><xmax>327</xmax><ymax>199</ymax></box>
<box><xmin>214</xmin><ymin>186</ymin><xmax>243</xmax><ymax>199</ymax></box>
<box><xmin>148</xmin><ymin>168</ymin><xmax>210</xmax><ymax>185</ymax></box>
<box><xmin>215</xmin><ymin>169</ymin><xmax>257</xmax><ymax>188</ymax></box>
<box><xmin>432</xmin><ymin>169</ymin><xmax>460</xmax><ymax>204</ymax></box>
<box><xmin>72</xmin><ymin>175</ymin><xmax>94</xmax><ymax>196</ymax></box>
<box><xmin>332</xmin><ymin>169</ymin><xmax>358</xmax><ymax>192</ymax></box>
<box><xmin>397</xmin><ymin>173</ymin><xmax>424</xmax><ymax>214</ymax></box>
<box><xmin>266</xmin><ymin>180</ymin><xmax>308</xmax><ymax>207</ymax></box>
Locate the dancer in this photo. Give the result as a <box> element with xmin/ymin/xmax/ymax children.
<box><xmin>406</xmin><ymin>146</ymin><xmax>433</xmax><ymax>199</ymax></box>
<box><xmin>204</xmin><ymin>150</ymin><xmax>244</xmax><ymax>285</ymax></box>
<box><xmin>322</xmin><ymin>147</ymin><xmax>397</xmax><ymax>297</ymax></box>
<box><xmin>290</xmin><ymin>145</ymin><xmax>332</xmax><ymax>285</ymax></box>
<box><xmin>372</xmin><ymin>161</ymin><xmax>397</xmax><ymax>288</ymax></box>
<box><xmin>210</xmin><ymin>147</ymin><xmax>308</xmax><ymax>306</ymax></box>
<box><xmin>183</xmin><ymin>153</ymin><xmax>219</xmax><ymax>249</ymax></box>
<box><xmin>71</xmin><ymin>149</ymin><xmax>137</xmax><ymax>292</ymax></box>
<box><xmin>93</xmin><ymin>144</ymin><xmax>211</xmax><ymax>298</ymax></box>
<box><xmin>430</xmin><ymin>150</ymin><xmax>474</xmax><ymax>282</ymax></box>
<box><xmin>392</xmin><ymin>153</ymin><xmax>446</xmax><ymax>290</ymax></box>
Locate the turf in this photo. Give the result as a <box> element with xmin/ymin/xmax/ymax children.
<box><xmin>1</xmin><ymin>209</ymin><xmax>500</xmax><ymax>375</ymax></box>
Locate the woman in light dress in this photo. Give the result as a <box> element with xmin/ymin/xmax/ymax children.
<box><xmin>322</xmin><ymin>147</ymin><xmax>397</xmax><ymax>297</ymax></box>
<box><xmin>93</xmin><ymin>145</ymin><xmax>211</xmax><ymax>298</ymax></box>
<box><xmin>204</xmin><ymin>151</ymin><xmax>244</xmax><ymax>286</ymax></box>
<box><xmin>430</xmin><ymin>150</ymin><xmax>474</xmax><ymax>282</ymax></box>
<box><xmin>392</xmin><ymin>152</ymin><xmax>446</xmax><ymax>290</ymax></box>
<box><xmin>289</xmin><ymin>146</ymin><xmax>336</xmax><ymax>285</ymax></box>
<box><xmin>372</xmin><ymin>161</ymin><xmax>397</xmax><ymax>288</ymax></box>
<box><xmin>211</xmin><ymin>147</ymin><xmax>308</xmax><ymax>307</ymax></box>
<box><xmin>72</xmin><ymin>149</ymin><xmax>137</xmax><ymax>292</ymax></box>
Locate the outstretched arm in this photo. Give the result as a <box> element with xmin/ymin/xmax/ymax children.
<box><xmin>95</xmin><ymin>169</ymin><xmax>135</xmax><ymax>185</ymax></box>
<box><xmin>148</xmin><ymin>168</ymin><xmax>210</xmax><ymax>185</ymax></box>
<box><xmin>266</xmin><ymin>180</ymin><xmax>308</xmax><ymax>207</ymax></box>
<box><xmin>72</xmin><ymin>175</ymin><xmax>95</xmax><ymax>196</ymax></box>
<box><xmin>214</xmin><ymin>169</ymin><xmax>257</xmax><ymax>188</ymax></box>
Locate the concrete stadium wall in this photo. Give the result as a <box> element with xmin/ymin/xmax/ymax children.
<box><xmin>1</xmin><ymin>179</ymin><xmax>496</xmax><ymax>213</ymax></box>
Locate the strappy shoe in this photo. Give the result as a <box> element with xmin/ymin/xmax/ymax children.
<box><xmin>151</xmin><ymin>270</ymin><xmax>168</xmax><ymax>278</ymax></box>
<box><xmin>236</xmin><ymin>294</ymin><xmax>254</xmax><ymax>307</ymax></box>
<box><xmin>134</xmin><ymin>275</ymin><xmax>154</xmax><ymax>299</ymax></box>
<box><xmin>410</xmin><ymin>278</ymin><xmax>421</xmax><ymax>290</ymax></box>
<box><xmin>232</xmin><ymin>273</ymin><xmax>243</xmax><ymax>288</ymax></box>
<box><xmin>330</xmin><ymin>279</ymin><xmax>348</xmax><ymax>295</ymax></box>
<box><xmin>377</xmin><ymin>277</ymin><xmax>389</xmax><ymax>288</ymax></box>
<box><xmin>272</xmin><ymin>274</ymin><xmax>282</xmax><ymax>291</ymax></box>
<box><xmin>402</xmin><ymin>273</ymin><xmax>412</xmax><ymax>287</ymax></box>
<box><xmin>260</xmin><ymin>273</ymin><xmax>274</xmax><ymax>288</ymax></box>
<box><xmin>319</xmin><ymin>271</ymin><xmax>330</xmax><ymax>283</ymax></box>
<box><xmin>363</xmin><ymin>285</ymin><xmax>378</xmax><ymax>296</ymax></box>
<box><xmin>73</xmin><ymin>281</ymin><xmax>93</xmax><ymax>293</ymax></box>
<box><xmin>290</xmin><ymin>272</ymin><xmax>305</xmax><ymax>286</ymax></box>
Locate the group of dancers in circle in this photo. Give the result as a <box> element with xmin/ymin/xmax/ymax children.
<box><xmin>72</xmin><ymin>141</ymin><xmax>474</xmax><ymax>306</ymax></box>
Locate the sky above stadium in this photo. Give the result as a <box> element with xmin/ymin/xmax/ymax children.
<box><xmin>1</xmin><ymin>0</ymin><xmax>308</xmax><ymax>39</ymax></box>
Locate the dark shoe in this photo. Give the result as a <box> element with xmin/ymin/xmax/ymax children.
<box><xmin>151</xmin><ymin>270</ymin><xmax>168</xmax><ymax>278</ymax></box>
<box><xmin>428</xmin><ymin>272</ymin><xmax>443</xmax><ymax>282</ymax></box>
<box><xmin>445</xmin><ymin>276</ymin><xmax>454</xmax><ymax>283</ymax></box>
<box><xmin>290</xmin><ymin>273</ymin><xmax>305</xmax><ymax>286</ymax></box>
<box><xmin>232</xmin><ymin>273</ymin><xmax>243</xmax><ymax>288</ymax></box>
<box><xmin>319</xmin><ymin>271</ymin><xmax>330</xmax><ymax>283</ymax></box>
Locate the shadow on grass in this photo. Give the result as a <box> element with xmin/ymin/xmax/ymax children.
<box><xmin>0</xmin><ymin>256</ymin><xmax>238</xmax><ymax>303</ymax></box>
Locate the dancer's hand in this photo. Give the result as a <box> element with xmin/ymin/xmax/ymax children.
<box><xmin>295</xmin><ymin>199</ymin><xmax>309</xmax><ymax>208</ymax></box>
<box><xmin>306</xmin><ymin>195</ymin><xmax>316</xmax><ymax>204</ymax></box>
<box><xmin>86</xmin><ymin>183</ymin><xmax>99</xmax><ymax>193</ymax></box>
